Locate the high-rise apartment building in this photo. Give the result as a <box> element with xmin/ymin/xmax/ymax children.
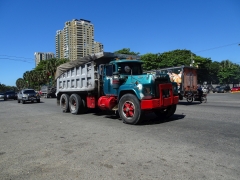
<box><xmin>55</xmin><ymin>30</ymin><xmax>64</xmax><ymax>59</ymax></box>
<box><xmin>94</xmin><ymin>41</ymin><xmax>104</xmax><ymax>54</ymax></box>
<box><xmin>34</xmin><ymin>52</ymin><xmax>55</xmax><ymax>67</ymax></box>
<box><xmin>55</xmin><ymin>19</ymin><xmax>103</xmax><ymax>61</ymax></box>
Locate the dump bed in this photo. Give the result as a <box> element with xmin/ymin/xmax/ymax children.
<box><xmin>56</xmin><ymin>61</ymin><xmax>97</xmax><ymax>93</ymax></box>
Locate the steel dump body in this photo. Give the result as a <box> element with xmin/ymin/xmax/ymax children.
<box><xmin>56</xmin><ymin>61</ymin><xmax>97</xmax><ymax>93</ymax></box>
<box><xmin>157</xmin><ymin>66</ymin><xmax>197</xmax><ymax>99</ymax></box>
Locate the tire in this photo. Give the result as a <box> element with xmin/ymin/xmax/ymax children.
<box><xmin>60</xmin><ymin>94</ymin><xmax>70</xmax><ymax>113</ymax></box>
<box><xmin>22</xmin><ymin>100</ymin><xmax>25</xmax><ymax>104</ymax></box>
<box><xmin>18</xmin><ymin>99</ymin><xmax>20</xmax><ymax>103</ymax></box>
<box><xmin>186</xmin><ymin>96</ymin><xmax>193</xmax><ymax>103</ymax></box>
<box><xmin>37</xmin><ymin>99</ymin><xmax>40</xmax><ymax>103</ymax></box>
<box><xmin>154</xmin><ymin>105</ymin><xmax>177</xmax><ymax>119</ymax></box>
<box><xmin>69</xmin><ymin>94</ymin><xmax>82</xmax><ymax>114</ymax></box>
<box><xmin>118</xmin><ymin>94</ymin><xmax>142</xmax><ymax>125</ymax></box>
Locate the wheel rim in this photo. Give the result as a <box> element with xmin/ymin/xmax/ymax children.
<box><xmin>70</xmin><ymin>98</ymin><xmax>77</xmax><ymax>111</ymax></box>
<box><xmin>122</xmin><ymin>101</ymin><xmax>135</xmax><ymax>118</ymax></box>
<box><xmin>187</xmin><ymin>96</ymin><xmax>193</xmax><ymax>102</ymax></box>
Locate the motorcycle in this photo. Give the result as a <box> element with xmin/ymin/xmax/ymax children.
<box><xmin>186</xmin><ymin>91</ymin><xmax>207</xmax><ymax>103</ymax></box>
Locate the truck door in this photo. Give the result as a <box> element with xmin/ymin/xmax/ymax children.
<box><xmin>103</xmin><ymin>65</ymin><xmax>117</xmax><ymax>96</ymax></box>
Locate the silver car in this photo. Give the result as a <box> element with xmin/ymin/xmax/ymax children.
<box><xmin>17</xmin><ymin>89</ymin><xmax>40</xmax><ymax>104</ymax></box>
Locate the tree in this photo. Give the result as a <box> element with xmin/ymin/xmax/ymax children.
<box><xmin>114</xmin><ymin>48</ymin><xmax>140</xmax><ymax>55</ymax></box>
<box><xmin>141</xmin><ymin>53</ymin><xmax>162</xmax><ymax>71</ymax></box>
<box><xmin>218</xmin><ymin>60</ymin><xmax>240</xmax><ymax>84</ymax></box>
<box><xmin>23</xmin><ymin>71</ymin><xmax>30</xmax><ymax>88</ymax></box>
<box><xmin>16</xmin><ymin>78</ymin><xmax>25</xmax><ymax>90</ymax></box>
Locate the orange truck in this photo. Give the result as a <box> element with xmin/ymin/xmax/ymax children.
<box><xmin>157</xmin><ymin>66</ymin><xmax>198</xmax><ymax>100</ymax></box>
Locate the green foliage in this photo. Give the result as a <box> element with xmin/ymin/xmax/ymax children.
<box><xmin>159</xmin><ymin>49</ymin><xmax>193</xmax><ymax>67</ymax></box>
<box><xmin>114</xmin><ymin>48</ymin><xmax>140</xmax><ymax>55</ymax></box>
<box><xmin>0</xmin><ymin>83</ymin><xmax>17</xmax><ymax>92</ymax></box>
<box><xmin>218</xmin><ymin>60</ymin><xmax>240</xmax><ymax>84</ymax></box>
<box><xmin>141</xmin><ymin>53</ymin><xmax>162</xmax><ymax>71</ymax></box>
<box><xmin>16</xmin><ymin>78</ymin><xmax>25</xmax><ymax>90</ymax></box>
<box><xmin>19</xmin><ymin>58</ymin><xmax>69</xmax><ymax>89</ymax></box>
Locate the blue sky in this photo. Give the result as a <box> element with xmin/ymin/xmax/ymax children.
<box><xmin>0</xmin><ymin>0</ymin><xmax>239</xmax><ymax>86</ymax></box>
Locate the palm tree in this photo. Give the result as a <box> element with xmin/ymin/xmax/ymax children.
<box><xmin>23</xmin><ymin>71</ymin><xmax>31</xmax><ymax>88</ymax></box>
<box><xmin>16</xmin><ymin>78</ymin><xmax>25</xmax><ymax>90</ymax></box>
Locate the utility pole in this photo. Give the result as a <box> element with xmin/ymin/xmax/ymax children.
<box><xmin>190</xmin><ymin>53</ymin><xmax>194</xmax><ymax>67</ymax></box>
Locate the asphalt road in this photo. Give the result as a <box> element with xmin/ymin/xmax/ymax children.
<box><xmin>0</xmin><ymin>93</ymin><xmax>240</xmax><ymax>180</ymax></box>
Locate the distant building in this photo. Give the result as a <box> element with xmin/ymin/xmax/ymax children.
<box><xmin>34</xmin><ymin>52</ymin><xmax>55</xmax><ymax>67</ymax></box>
<box><xmin>55</xmin><ymin>19</ymin><xmax>104</xmax><ymax>61</ymax></box>
<box><xmin>94</xmin><ymin>41</ymin><xmax>104</xmax><ymax>54</ymax></box>
<box><xmin>55</xmin><ymin>30</ymin><xmax>64</xmax><ymax>59</ymax></box>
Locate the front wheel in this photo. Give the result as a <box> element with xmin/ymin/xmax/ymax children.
<box><xmin>118</xmin><ymin>94</ymin><xmax>142</xmax><ymax>125</ymax></box>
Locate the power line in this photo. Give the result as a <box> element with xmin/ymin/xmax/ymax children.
<box><xmin>194</xmin><ymin>42</ymin><xmax>240</xmax><ymax>53</ymax></box>
<box><xmin>0</xmin><ymin>54</ymin><xmax>34</xmax><ymax>60</ymax></box>
<box><xmin>0</xmin><ymin>58</ymin><xmax>33</xmax><ymax>63</ymax></box>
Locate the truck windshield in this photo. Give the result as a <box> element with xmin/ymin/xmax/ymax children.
<box><xmin>118</xmin><ymin>62</ymin><xmax>142</xmax><ymax>75</ymax></box>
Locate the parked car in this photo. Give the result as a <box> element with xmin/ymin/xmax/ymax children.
<box><xmin>5</xmin><ymin>91</ymin><xmax>17</xmax><ymax>100</ymax></box>
<box><xmin>17</xmin><ymin>89</ymin><xmax>40</xmax><ymax>104</ymax></box>
<box><xmin>0</xmin><ymin>92</ymin><xmax>6</xmax><ymax>101</ymax></box>
<box><xmin>213</xmin><ymin>85</ymin><xmax>231</xmax><ymax>93</ymax></box>
<box><xmin>231</xmin><ymin>86</ymin><xmax>240</xmax><ymax>93</ymax></box>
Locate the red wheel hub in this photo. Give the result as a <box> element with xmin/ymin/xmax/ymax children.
<box><xmin>122</xmin><ymin>101</ymin><xmax>135</xmax><ymax>118</ymax></box>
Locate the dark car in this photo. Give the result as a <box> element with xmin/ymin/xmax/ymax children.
<box><xmin>213</xmin><ymin>85</ymin><xmax>230</xmax><ymax>93</ymax></box>
<box><xmin>5</xmin><ymin>91</ymin><xmax>17</xmax><ymax>100</ymax></box>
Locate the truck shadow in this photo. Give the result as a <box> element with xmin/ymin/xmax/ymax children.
<box><xmin>92</xmin><ymin>111</ymin><xmax>185</xmax><ymax>125</ymax></box>
<box><xmin>139</xmin><ymin>113</ymin><xmax>185</xmax><ymax>125</ymax></box>
<box><xmin>178</xmin><ymin>101</ymin><xmax>202</xmax><ymax>106</ymax></box>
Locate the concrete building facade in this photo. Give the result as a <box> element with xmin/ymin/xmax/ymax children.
<box><xmin>94</xmin><ymin>41</ymin><xmax>104</xmax><ymax>54</ymax></box>
<box><xmin>34</xmin><ymin>52</ymin><xmax>55</xmax><ymax>67</ymax></box>
<box><xmin>55</xmin><ymin>19</ymin><xmax>103</xmax><ymax>61</ymax></box>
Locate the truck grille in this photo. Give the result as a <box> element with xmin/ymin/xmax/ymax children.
<box><xmin>155</xmin><ymin>78</ymin><xmax>169</xmax><ymax>98</ymax></box>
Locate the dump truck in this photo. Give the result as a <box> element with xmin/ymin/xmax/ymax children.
<box><xmin>156</xmin><ymin>66</ymin><xmax>198</xmax><ymax>100</ymax></box>
<box><xmin>55</xmin><ymin>52</ymin><xmax>179</xmax><ymax>125</ymax></box>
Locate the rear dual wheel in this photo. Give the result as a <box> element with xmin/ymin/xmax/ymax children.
<box><xmin>60</xmin><ymin>93</ymin><xmax>87</xmax><ymax>114</ymax></box>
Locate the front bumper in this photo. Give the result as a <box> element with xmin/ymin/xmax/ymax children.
<box><xmin>22</xmin><ymin>96</ymin><xmax>40</xmax><ymax>101</ymax></box>
<box><xmin>141</xmin><ymin>83</ymin><xmax>179</xmax><ymax>110</ymax></box>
